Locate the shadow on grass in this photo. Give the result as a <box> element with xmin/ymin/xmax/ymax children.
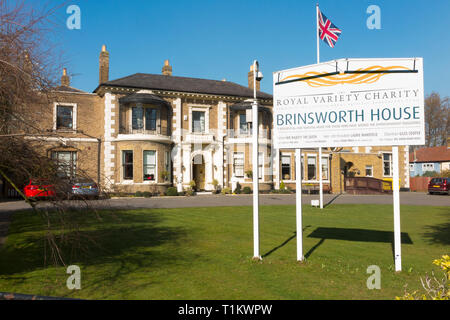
<box><xmin>423</xmin><ymin>221</ymin><xmax>450</xmax><ymax>245</ymax></box>
<box><xmin>0</xmin><ymin>210</ymin><xmax>192</xmax><ymax>278</ymax></box>
<box><xmin>305</xmin><ymin>227</ymin><xmax>413</xmax><ymax>259</ymax></box>
<box><xmin>262</xmin><ymin>226</ymin><xmax>311</xmax><ymax>258</ymax></box>
<box><xmin>324</xmin><ymin>193</ymin><xmax>343</xmax><ymax>208</ymax></box>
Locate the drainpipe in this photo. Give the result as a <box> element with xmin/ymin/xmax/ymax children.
<box><xmin>78</xmin><ymin>130</ymin><xmax>102</xmax><ymax>185</ymax></box>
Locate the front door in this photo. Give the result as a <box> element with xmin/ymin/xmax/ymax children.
<box><xmin>192</xmin><ymin>154</ymin><xmax>205</xmax><ymax>190</ymax></box>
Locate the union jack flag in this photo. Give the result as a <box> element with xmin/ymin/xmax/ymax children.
<box><xmin>318</xmin><ymin>8</ymin><xmax>342</xmax><ymax>48</ymax></box>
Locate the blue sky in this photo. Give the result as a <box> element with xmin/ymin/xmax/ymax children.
<box><xmin>41</xmin><ymin>0</ymin><xmax>450</xmax><ymax>97</ymax></box>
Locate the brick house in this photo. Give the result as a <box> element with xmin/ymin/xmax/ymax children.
<box><xmin>21</xmin><ymin>45</ymin><xmax>411</xmax><ymax>195</ymax></box>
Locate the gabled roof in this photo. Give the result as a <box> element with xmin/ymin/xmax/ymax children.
<box><xmin>94</xmin><ymin>73</ymin><xmax>272</xmax><ymax>100</ymax></box>
<box><xmin>409</xmin><ymin>146</ymin><xmax>450</xmax><ymax>163</ymax></box>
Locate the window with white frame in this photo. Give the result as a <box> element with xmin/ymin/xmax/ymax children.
<box><xmin>239</xmin><ymin>114</ymin><xmax>247</xmax><ymax>135</ymax></box>
<box><xmin>192</xmin><ymin>111</ymin><xmax>206</xmax><ymax>133</ymax></box>
<box><xmin>143</xmin><ymin>150</ymin><xmax>156</xmax><ymax>181</ymax></box>
<box><xmin>281</xmin><ymin>154</ymin><xmax>291</xmax><ymax>180</ymax></box>
<box><xmin>233</xmin><ymin>152</ymin><xmax>244</xmax><ymax>177</ymax></box>
<box><xmin>122</xmin><ymin>150</ymin><xmax>133</xmax><ymax>180</ymax></box>
<box><xmin>366</xmin><ymin>165</ymin><xmax>373</xmax><ymax>177</ymax></box>
<box><xmin>383</xmin><ymin>153</ymin><xmax>393</xmax><ymax>176</ymax></box>
<box><xmin>51</xmin><ymin>151</ymin><xmax>77</xmax><ymax>178</ymax></box>
<box><xmin>321</xmin><ymin>156</ymin><xmax>329</xmax><ymax>180</ymax></box>
<box><xmin>409</xmin><ymin>164</ymin><xmax>414</xmax><ymax>172</ymax></box>
<box><xmin>54</xmin><ymin>103</ymin><xmax>77</xmax><ymax>130</ymax></box>
<box><xmin>307</xmin><ymin>156</ymin><xmax>317</xmax><ymax>180</ymax></box>
<box><xmin>422</xmin><ymin>163</ymin><xmax>434</xmax><ymax>172</ymax></box>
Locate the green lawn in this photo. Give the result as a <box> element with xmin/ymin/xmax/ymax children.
<box><xmin>0</xmin><ymin>203</ymin><xmax>448</xmax><ymax>299</ymax></box>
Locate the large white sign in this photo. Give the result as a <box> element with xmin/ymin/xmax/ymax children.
<box><xmin>273</xmin><ymin>58</ymin><xmax>425</xmax><ymax>148</ymax></box>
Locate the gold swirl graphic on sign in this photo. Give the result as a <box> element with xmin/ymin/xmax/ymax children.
<box><xmin>280</xmin><ymin>65</ymin><xmax>411</xmax><ymax>87</ymax></box>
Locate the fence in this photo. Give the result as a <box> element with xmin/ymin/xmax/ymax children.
<box><xmin>344</xmin><ymin>177</ymin><xmax>392</xmax><ymax>195</ymax></box>
<box><xmin>410</xmin><ymin>176</ymin><xmax>432</xmax><ymax>192</ymax></box>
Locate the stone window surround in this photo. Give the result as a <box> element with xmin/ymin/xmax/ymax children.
<box><xmin>53</xmin><ymin>102</ymin><xmax>77</xmax><ymax>131</ymax></box>
<box><xmin>188</xmin><ymin>104</ymin><xmax>211</xmax><ymax>134</ymax></box>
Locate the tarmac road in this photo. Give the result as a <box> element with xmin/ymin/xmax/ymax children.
<box><xmin>0</xmin><ymin>192</ymin><xmax>448</xmax><ymax>247</ymax></box>
<box><xmin>1</xmin><ymin>192</ymin><xmax>449</xmax><ymax>213</ymax></box>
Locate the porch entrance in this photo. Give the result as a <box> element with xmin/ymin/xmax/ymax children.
<box><xmin>192</xmin><ymin>154</ymin><xmax>205</xmax><ymax>190</ymax></box>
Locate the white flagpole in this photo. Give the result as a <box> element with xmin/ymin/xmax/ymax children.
<box><xmin>316</xmin><ymin>3</ymin><xmax>320</xmax><ymax>64</ymax></box>
<box><xmin>316</xmin><ymin>3</ymin><xmax>324</xmax><ymax>209</ymax></box>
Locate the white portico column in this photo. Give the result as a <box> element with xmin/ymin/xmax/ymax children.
<box><xmin>182</xmin><ymin>144</ymin><xmax>192</xmax><ymax>185</ymax></box>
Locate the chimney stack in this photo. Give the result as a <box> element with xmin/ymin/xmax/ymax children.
<box><xmin>162</xmin><ymin>59</ymin><xmax>172</xmax><ymax>76</ymax></box>
<box><xmin>61</xmin><ymin>68</ymin><xmax>70</xmax><ymax>87</ymax></box>
<box><xmin>248</xmin><ymin>64</ymin><xmax>260</xmax><ymax>91</ymax></box>
<box><xmin>99</xmin><ymin>44</ymin><xmax>109</xmax><ymax>84</ymax></box>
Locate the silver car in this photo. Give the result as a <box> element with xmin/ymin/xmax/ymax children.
<box><xmin>70</xmin><ymin>178</ymin><xmax>100</xmax><ymax>199</ymax></box>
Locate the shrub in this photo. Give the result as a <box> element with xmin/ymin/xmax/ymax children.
<box><xmin>440</xmin><ymin>169</ymin><xmax>450</xmax><ymax>178</ymax></box>
<box><xmin>166</xmin><ymin>187</ymin><xmax>178</xmax><ymax>196</ymax></box>
<box><xmin>242</xmin><ymin>186</ymin><xmax>252</xmax><ymax>194</ymax></box>
<box><xmin>185</xmin><ymin>187</ymin><xmax>195</xmax><ymax>196</ymax></box>
<box><xmin>221</xmin><ymin>187</ymin><xmax>231</xmax><ymax>195</ymax></box>
<box><xmin>234</xmin><ymin>182</ymin><xmax>241</xmax><ymax>194</ymax></box>
<box><xmin>396</xmin><ymin>255</ymin><xmax>449</xmax><ymax>300</ymax></box>
<box><xmin>142</xmin><ymin>191</ymin><xmax>151</xmax><ymax>198</ymax></box>
<box><xmin>422</xmin><ymin>170</ymin><xmax>439</xmax><ymax>177</ymax></box>
<box><xmin>280</xmin><ymin>181</ymin><xmax>286</xmax><ymax>190</ymax></box>
<box><xmin>212</xmin><ymin>179</ymin><xmax>220</xmax><ymax>194</ymax></box>
<box><xmin>135</xmin><ymin>191</ymin><xmax>143</xmax><ymax>197</ymax></box>
<box><xmin>189</xmin><ymin>180</ymin><xmax>196</xmax><ymax>191</ymax></box>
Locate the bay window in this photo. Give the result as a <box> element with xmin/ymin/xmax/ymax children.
<box><xmin>143</xmin><ymin>150</ymin><xmax>156</xmax><ymax>181</ymax></box>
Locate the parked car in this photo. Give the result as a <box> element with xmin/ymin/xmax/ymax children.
<box><xmin>23</xmin><ymin>179</ymin><xmax>56</xmax><ymax>199</ymax></box>
<box><xmin>69</xmin><ymin>178</ymin><xmax>100</xmax><ymax>199</ymax></box>
<box><xmin>428</xmin><ymin>177</ymin><xmax>450</xmax><ymax>195</ymax></box>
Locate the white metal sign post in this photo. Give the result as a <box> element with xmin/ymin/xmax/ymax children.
<box><xmin>273</xmin><ymin>57</ymin><xmax>424</xmax><ymax>271</ymax></box>
<box><xmin>295</xmin><ymin>148</ymin><xmax>304</xmax><ymax>261</ymax></box>
<box><xmin>392</xmin><ymin>146</ymin><xmax>402</xmax><ymax>271</ymax></box>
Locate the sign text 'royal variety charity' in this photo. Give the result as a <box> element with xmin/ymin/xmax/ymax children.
<box><xmin>273</xmin><ymin>58</ymin><xmax>425</xmax><ymax>148</ymax></box>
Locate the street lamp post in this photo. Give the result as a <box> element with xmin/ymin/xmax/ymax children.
<box><xmin>252</xmin><ymin>60</ymin><xmax>263</xmax><ymax>260</ymax></box>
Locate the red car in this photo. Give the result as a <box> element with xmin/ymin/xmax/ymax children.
<box><xmin>428</xmin><ymin>177</ymin><xmax>450</xmax><ymax>195</ymax></box>
<box><xmin>23</xmin><ymin>179</ymin><xmax>56</xmax><ymax>199</ymax></box>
